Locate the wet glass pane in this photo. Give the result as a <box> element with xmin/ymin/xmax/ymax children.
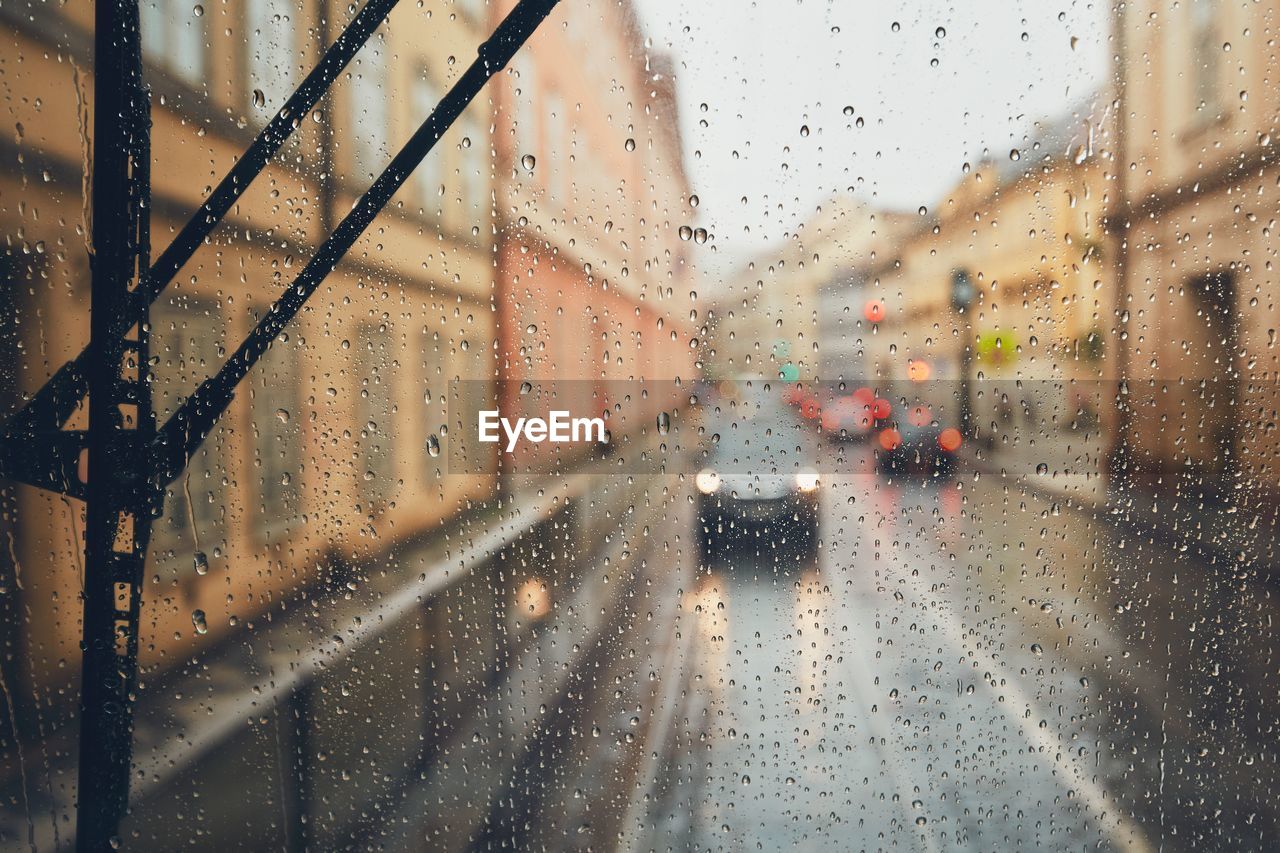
<box><xmin>2</xmin><ymin>0</ymin><xmax>1279</xmax><ymax>850</ymax></box>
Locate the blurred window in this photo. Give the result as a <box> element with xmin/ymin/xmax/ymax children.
<box><xmin>411</xmin><ymin>69</ymin><xmax>444</xmax><ymax>215</ymax></box>
<box><xmin>244</xmin><ymin>0</ymin><xmax>297</xmax><ymax>114</ymax></box>
<box><xmin>140</xmin><ymin>0</ymin><xmax>206</xmax><ymax>85</ymax></box>
<box><xmin>253</xmin><ymin>336</ymin><xmax>302</xmax><ymax>533</ymax></box>
<box><xmin>458</xmin><ymin>108</ymin><xmax>487</xmax><ymax>221</ymax></box>
<box><xmin>514</xmin><ymin>59</ymin><xmax>537</xmax><ymax>174</ymax></box>
<box><xmin>349</xmin><ymin>39</ymin><xmax>390</xmax><ymax>176</ymax></box>
<box><xmin>545</xmin><ymin>91</ymin><xmax>567</xmax><ymax>203</ymax></box>
<box><xmin>1190</xmin><ymin>0</ymin><xmax>1223</xmax><ymax>121</ymax></box>
<box><xmin>355</xmin><ymin>323</ymin><xmax>394</xmax><ymax>501</ymax></box>
<box><xmin>154</xmin><ymin>306</ymin><xmax>224</xmax><ymax>539</ymax></box>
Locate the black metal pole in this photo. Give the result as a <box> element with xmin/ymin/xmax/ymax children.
<box><xmin>77</xmin><ymin>0</ymin><xmax>153</xmax><ymax>846</ymax></box>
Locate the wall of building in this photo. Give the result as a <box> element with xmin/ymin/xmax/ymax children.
<box><xmin>1115</xmin><ymin>0</ymin><xmax>1280</xmax><ymax>492</ymax></box>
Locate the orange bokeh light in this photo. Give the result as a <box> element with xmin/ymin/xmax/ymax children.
<box><xmin>938</xmin><ymin>427</ymin><xmax>963</xmax><ymax>452</ymax></box>
<box><xmin>878</xmin><ymin>428</ymin><xmax>902</xmax><ymax>451</ymax></box>
<box><xmin>864</xmin><ymin>299</ymin><xmax>886</xmax><ymax>323</ymax></box>
<box><xmin>907</xmin><ymin>360</ymin><xmax>931</xmax><ymax>382</ymax></box>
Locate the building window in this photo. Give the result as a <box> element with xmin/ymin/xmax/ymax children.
<box><xmin>513</xmin><ymin>60</ymin><xmax>537</xmax><ymax>174</ymax></box>
<box><xmin>411</xmin><ymin>70</ymin><xmax>444</xmax><ymax>215</ymax></box>
<box><xmin>458</xmin><ymin>108</ymin><xmax>487</xmax><ymax>222</ymax></box>
<box><xmin>455</xmin><ymin>0</ymin><xmax>485</xmax><ymax>24</ymax></box>
<box><xmin>355</xmin><ymin>324</ymin><xmax>394</xmax><ymax>503</ymax></box>
<box><xmin>153</xmin><ymin>306</ymin><xmax>225</xmax><ymax>540</ymax></box>
<box><xmin>545</xmin><ymin>92</ymin><xmax>567</xmax><ymax>203</ymax></box>
<box><xmin>253</xmin><ymin>335</ymin><xmax>302</xmax><ymax>533</ymax></box>
<box><xmin>140</xmin><ymin>0</ymin><xmax>207</xmax><ymax>86</ymax></box>
<box><xmin>349</xmin><ymin>40</ymin><xmax>390</xmax><ymax>176</ymax></box>
<box><xmin>244</xmin><ymin>0</ymin><xmax>297</xmax><ymax>114</ymax></box>
<box><xmin>1190</xmin><ymin>0</ymin><xmax>1223</xmax><ymax>121</ymax></box>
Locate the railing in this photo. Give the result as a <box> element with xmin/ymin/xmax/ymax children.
<box><xmin>0</xmin><ymin>429</ymin><xmax>700</xmax><ymax>848</ymax></box>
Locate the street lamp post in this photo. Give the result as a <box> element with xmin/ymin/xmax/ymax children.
<box><xmin>951</xmin><ymin>269</ymin><xmax>976</xmax><ymax>437</ymax></box>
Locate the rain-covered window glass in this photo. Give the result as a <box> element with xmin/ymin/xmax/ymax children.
<box><xmin>12</xmin><ymin>1</ymin><xmax>1280</xmax><ymax>851</ymax></box>
<box><xmin>140</xmin><ymin>0</ymin><xmax>206</xmax><ymax>85</ymax></box>
<box><xmin>243</xmin><ymin>0</ymin><xmax>297</xmax><ymax>113</ymax></box>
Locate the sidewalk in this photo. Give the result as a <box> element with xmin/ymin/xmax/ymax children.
<box><xmin>962</xmin><ymin>436</ymin><xmax>1280</xmax><ymax>580</ymax></box>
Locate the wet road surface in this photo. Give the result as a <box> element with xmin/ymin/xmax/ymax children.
<box><xmin>644</xmin><ymin>445</ymin><xmax>1280</xmax><ymax>852</ymax></box>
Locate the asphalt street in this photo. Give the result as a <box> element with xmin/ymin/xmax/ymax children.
<box><xmin>645</xmin><ymin>443</ymin><xmax>1280</xmax><ymax>852</ymax></box>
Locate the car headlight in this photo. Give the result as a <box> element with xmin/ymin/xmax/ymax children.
<box><xmin>794</xmin><ymin>468</ymin><xmax>820</xmax><ymax>493</ymax></box>
<box><xmin>695</xmin><ymin>468</ymin><xmax>721</xmax><ymax>495</ymax></box>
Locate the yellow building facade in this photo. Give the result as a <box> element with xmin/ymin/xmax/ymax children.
<box><xmin>0</xmin><ymin>0</ymin><xmax>495</xmax><ymax>726</ymax></box>
<box><xmin>1113</xmin><ymin>0</ymin><xmax>1280</xmax><ymax>497</ymax></box>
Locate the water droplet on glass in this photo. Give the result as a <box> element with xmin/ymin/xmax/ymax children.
<box><xmin>624</xmin><ymin>137</ymin><xmax>636</xmax><ymax>152</ymax></box>
<box><xmin>679</xmin><ymin>225</ymin><xmax>693</xmax><ymax>241</ymax></box>
<box><xmin>656</xmin><ymin>411</ymin><xmax>670</xmax><ymax>435</ymax></box>
<box><xmin>426</xmin><ymin>434</ymin><xmax>441</xmax><ymax>458</ymax></box>
<box><xmin>252</xmin><ymin>89</ymin><xmax>266</xmax><ymax>109</ymax></box>
<box><xmin>521</xmin><ymin>153</ymin><xmax>536</xmax><ymax>171</ymax></box>
<box><xmin>193</xmin><ymin>551</ymin><xmax>210</xmax><ymax>576</ymax></box>
<box><xmin>191</xmin><ymin>609</ymin><xmax>208</xmax><ymax>635</ymax></box>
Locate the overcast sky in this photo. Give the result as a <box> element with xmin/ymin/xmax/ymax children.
<box><xmin>631</xmin><ymin>0</ymin><xmax>1110</xmax><ymax>268</ymax></box>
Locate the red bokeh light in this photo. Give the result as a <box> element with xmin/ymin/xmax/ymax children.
<box><xmin>864</xmin><ymin>299</ymin><xmax>886</xmax><ymax>323</ymax></box>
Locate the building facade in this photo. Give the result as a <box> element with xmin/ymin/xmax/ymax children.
<box><xmin>863</xmin><ymin>104</ymin><xmax>1115</xmax><ymax>465</ymax></box>
<box><xmin>489</xmin><ymin>0</ymin><xmax>697</xmax><ymax>481</ymax></box>
<box><xmin>1112</xmin><ymin>0</ymin><xmax>1280</xmax><ymax>499</ymax></box>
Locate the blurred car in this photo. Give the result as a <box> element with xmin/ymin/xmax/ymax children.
<box><xmin>820</xmin><ymin>396</ymin><xmax>872</xmax><ymax>439</ymax></box>
<box><xmin>696</xmin><ymin>393</ymin><xmax>820</xmax><ymax>558</ymax></box>
<box><xmin>819</xmin><ymin>387</ymin><xmax>891</xmax><ymax>440</ymax></box>
<box><xmin>876</xmin><ymin>402</ymin><xmax>963</xmax><ymax>479</ymax></box>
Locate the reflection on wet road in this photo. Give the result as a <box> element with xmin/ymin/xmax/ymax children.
<box><xmin>648</xmin><ymin>447</ymin><xmax>1280</xmax><ymax>852</ymax></box>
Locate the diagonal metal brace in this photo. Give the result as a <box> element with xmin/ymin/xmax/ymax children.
<box><xmin>0</xmin><ymin>0</ymin><xmax>402</xmax><ymax>497</ymax></box>
<box><xmin>154</xmin><ymin>0</ymin><xmax>562</xmax><ymax>486</ymax></box>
